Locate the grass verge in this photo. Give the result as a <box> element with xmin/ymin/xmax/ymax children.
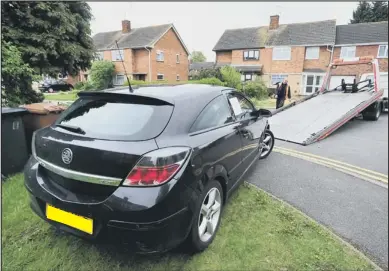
<box><xmin>2</xmin><ymin>174</ymin><xmax>375</xmax><ymax>271</ymax></box>
<box><xmin>44</xmin><ymin>90</ymin><xmax>80</xmax><ymax>101</ymax></box>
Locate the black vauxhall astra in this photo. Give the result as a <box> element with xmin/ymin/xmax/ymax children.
<box><xmin>24</xmin><ymin>84</ymin><xmax>274</xmax><ymax>253</ymax></box>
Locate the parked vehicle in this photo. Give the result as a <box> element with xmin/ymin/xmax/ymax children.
<box><xmin>39</xmin><ymin>79</ymin><xmax>74</xmax><ymax>93</ymax></box>
<box><xmin>24</xmin><ymin>84</ymin><xmax>274</xmax><ymax>253</ymax></box>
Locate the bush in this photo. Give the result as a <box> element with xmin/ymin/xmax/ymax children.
<box><xmin>220</xmin><ymin>66</ymin><xmax>242</xmax><ymax>90</ymax></box>
<box><xmin>89</xmin><ymin>61</ymin><xmax>115</xmax><ymax>90</ymax></box>
<box><xmin>82</xmin><ymin>81</ymin><xmax>95</xmax><ymax>91</ymax></box>
<box><xmin>192</xmin><ymin>77</ymin><xmax>224</xmax><ymax>86</ymax></box>
<box><xmin>192</xmin><ymin>68</ymin><xmax>223</xmax><ymax>81</ymax></box>
<box><xmin>242</xmin><ymin>78</ymin><xmax>268</xmax><ymax>99</ymax></box>
<box><xmin>74</xmin><ymin>81</ymin><xmax>85</xmax><ymax>90</ymax></box>
<box><xmin>1</xmin><ymin>42</ymin><xmax>44</xmax><ymax>106</ymax></box>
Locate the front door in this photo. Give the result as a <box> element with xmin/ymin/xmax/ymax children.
<box><xmin>226</xmin><ymin>92</ymin><xmax>265</xmax><ymax>171</ymax></box>
<box><xmin>302</xmin><ymin>74</ymin><xmax>324</xmax><ymax>95</ymax></box>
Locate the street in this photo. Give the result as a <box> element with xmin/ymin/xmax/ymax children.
<box><xmin>248</xmin><ymin>113</ymin><xmax>388</xmax><ymax>269</ymax></box>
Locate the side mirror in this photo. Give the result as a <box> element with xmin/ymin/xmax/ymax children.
<box><xmin>251</xmin><ymin>109</ymin><xmax>272</xmax><ymax>117</ymax></box>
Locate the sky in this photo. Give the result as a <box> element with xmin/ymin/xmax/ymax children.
<box><xmin>88</xmin><ymin>2</ymin><xmax>358</xmax><ymax>62</ymax></box>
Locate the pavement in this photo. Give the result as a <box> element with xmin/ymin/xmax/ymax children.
<box><xmin>247</xmin><ymin>113</ymin><xmax>388</xmax><ymax>269</ymax></box>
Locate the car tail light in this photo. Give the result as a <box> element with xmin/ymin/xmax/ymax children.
<box><xmin>123</xmin><ymin>147</ymin><xmax>191</xmax><ymax>186</ymax></box>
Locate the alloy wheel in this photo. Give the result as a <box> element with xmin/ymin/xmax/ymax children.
<box><xmin>198</xmin><ymin>187</ymin><xmax>222</xmax><ymax>242</ymax></box>
<box><xmin>260</xmin><ymin>131</ymin><xmax>273</xmax><ymax>158</ymax></box>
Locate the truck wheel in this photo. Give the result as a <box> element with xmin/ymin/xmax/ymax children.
<box><xmin>362</xmin><ymin>102</ymin><xmax>381</xmax><ymax>121</ymax></box>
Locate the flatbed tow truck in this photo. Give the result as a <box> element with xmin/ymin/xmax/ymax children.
<box><xmin>269</xmin><ymin>56</ymin><xmax>384</xmax><ymax>145</ymax></box>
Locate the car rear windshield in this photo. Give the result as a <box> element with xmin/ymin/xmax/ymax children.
<box><xmin>54</xmin><ymin>97</ymin><xmax>173</xmax><ymax>141</ymax></box>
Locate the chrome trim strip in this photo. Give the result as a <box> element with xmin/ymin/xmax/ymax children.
<box><xmin>35</xmin><ymin>156</ymin><xmax>122</xmax><ymax>186</ymax></box>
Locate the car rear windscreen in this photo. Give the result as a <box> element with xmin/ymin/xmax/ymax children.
<box><xmin>54</xmin><ymin>97</ymin><xmax>173</xmax><ymax>140</ymax></box>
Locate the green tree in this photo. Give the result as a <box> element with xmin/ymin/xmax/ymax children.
<box><xmin>220</xmin><ymin>66</ymin><xmax>242</xmax><ymax>90</ymax></box>
<box><xmin>1</xmin><ymin>1</ymin><xmax>94</xmax><ymax>76</ymax></box>
<box><xmin>371</xmin><ymin>1</ymin><xmax>388</xmax><ymax>22</ymax></box>
<box><xmin>89</xmin><ymin>61</ymin><xmax>115</xmax><ymax>90</ymax></box>
<box><xmin>1</xmin><ymin>42</ymin><xmax>44</xmax><ymax>106</ymax></box>
<box><xmin>191</xmin><ymin>51</ymin><xmax>207</xmax><ymax>63</ymax></box>
<box><xmin>350</xmin><ymin>1</ymin><xmax>388</xmax><ymax>23</ymax></box>
<box><xmin>351</xmin><ymin>2</ymin><xmax>373</xmax><ymax>24</ymax></box>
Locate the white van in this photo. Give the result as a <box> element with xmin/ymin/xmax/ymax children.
<box><xmin>360</xmin><ymin>72</ymin><xmax>388</xmax><ymax>112</ymax></box>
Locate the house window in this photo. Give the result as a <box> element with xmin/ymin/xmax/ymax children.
<box><xmin>272</xmin><ymin>47</ymin><xmax>291</xmax><ymax>60</ymax></box>
<box><xmin>340</xmin><ymin>46</ymin><xmax>356</xmax><ymax>59</ymax></box>
<box><xmin>377</xmin><ymin>45</ymin><xmax>388</xmax><ymax>58</ymax></box>
<box><xmin>114</xmin><ymin>74</ymin><xmax>125</xmax><ymax>85</ymax></box>
<box><xmin>176</xmin><ymin>54</ymin><xmax>180</xmax><ymax>63</ymax></box>
<box><xmin>241</xmin><ymin>74</ymin><xmax>245</xmax><ymax>82</ymax></box>
<box><xmin>95</xmin><ymin>51</ymin><xmax>104</xmax><ymax>61</ymax></box>
<box><xmin>176</xmin><ymin>74</ymin><xmax>180</xmax><ymax>81</ymax></box>
<box><xmin>156</xmin><ymin>51</ymin><xmax>164</xmax><ymax>62</ymax></box>
<box><xmin>244</xmin><ymin>74</ymin><xmax>253</xmax><ymax>81</ymax></box>
<box><xmin>157</xmin><ymin>74</ymin><xmax>164</xmax><ymax>80</ymax></box>
<box><xmin>111</xmin><ymin>50</ymin><xmax>124</xmax><ymax>61</ymax></box>
<box><xmin>305</xmin><ymin>47</ymin><xmax>320</xmax><ymax>60</ymax></box>
<box><xmin>271</xmin><ymin>74</ymin><xmax>288</xmax><ymax>85</ymax></box>
<box><xmin>243</xmin><ymin>50</ymin><xmax>259</xmax><ymax>60</ymax></box>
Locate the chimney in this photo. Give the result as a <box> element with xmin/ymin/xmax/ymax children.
<box><xmin>122</xmin><ymin>20</ymin><xmax>131</xmax><ymax>33</ymax></box>
<box><xmin>269</xmin><ymin>15</ymin><xmax>279</xmax><ymax>30</ymax></box>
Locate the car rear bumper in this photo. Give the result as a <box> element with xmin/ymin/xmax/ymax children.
<box><xmin>24</xmin><ymin>156</ymin><xmax>195</xmax><ymax>253</ymax></box>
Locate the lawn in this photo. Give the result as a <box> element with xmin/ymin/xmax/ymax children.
<box><xmin>2</xmin><ymin>174</ymin><xmax>375</xmax><ymax>271</ymax></box>
<box><xmin>44</xmin><ymin>91</ymin><xmax>79</xmax><ymax>101</ymax></box>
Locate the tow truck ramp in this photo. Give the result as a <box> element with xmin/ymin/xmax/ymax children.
<box><xmin>269</xmin><ymin>89</ymin><xmax>383</xmax><ymax>145</ymax></box>
<box><xmin>269</xmin><ymin>56</ymin><xmax>384</xmax><ymax>146</ymax></box>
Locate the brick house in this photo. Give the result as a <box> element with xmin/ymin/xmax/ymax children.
<box><xmin>213</xmin><ymin>16</ymin><xmax>337</xmax><ymax>96</ymax></box>
<box><xmin>214</xmin><ymin>16</ymin><xmax>388</xmax><ymax>96</ymax></box>
<box><xmin>329</xmin><ymin>21</ymin><xmax>388</xmax><ymax>89</ymax></box>
<box><xmin>83</xmin><ymin>20</ymin><xmax>189</xmax><ymax>85</ymax></box>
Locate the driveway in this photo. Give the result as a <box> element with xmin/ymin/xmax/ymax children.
<box><xmin>247</xmin><ymin>153</ymin><xmax>388</xmax><ymax>269</ymax></box>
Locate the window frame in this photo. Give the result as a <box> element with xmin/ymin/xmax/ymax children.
<box><xmin>226</xmin><ymin>91</ymin><xmax>256</xmax><ymax>120</ymax></box>
<box><xmin>114</xmin><ymin>74</ymin><xmax>125</xmax><ymax>85</ymax></box>
<box><xmin>271</xmin><ymin>74</ymin><xmax>288</xmax><ymax>85</ymax></box>
<box><xmin>272</xmin><ymin>47</ymin><xmax>292</xmax><ymax>61</ymax></box>
<box><xmin>243</xmin><ymin>50</ymin><xmax>260</xmax><ymax>61</ymax></box>
<box><xmin>340</xmin><ymin>46</ymin><xmax>356</xmax><ymax>59</ymax></box>
<box><xmin>111</xmin><ymin>49</ymin><xmax>124</xmax><ymax>62</ymax></box>
<box><xmin>305</xmin><ymin>47</ymin><xmax>320</xmax><ymax>60</ymax></box>
<box><xmin>157</xmin><ymin>73</ymin><xmax>164</xmax><ymax>80</ymax></box>
<box><xmin>176</xmin><ymin>74</ymin><xmax>180</xmax><ymax>81</ymax></box>
<box><xmin>377</xmin><ymin>45</ymin><xmax>388</xmax><ymax>59</ymax></box>
<box><xmin>156</xmin><ymin>50</ymin><xmax>164</xmax><ymax>62</ymax></box>
<box><xmin>176</xmin><ymin>54</ymin><xmax>180</xmax><ymax>63</ymax></box>
<box><xmin>189</xmin><ymin>95</ymin><xmax>235</xmax><ymax>134</ymax></box>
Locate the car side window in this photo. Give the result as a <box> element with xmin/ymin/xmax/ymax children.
<box><xmin>227</xmin><ymin>93</ymin><xmax>255</xmax><ymax>119</ymax></box>
<box><xmin>190</xmin><ymin>95</ymin><xmax>234</xmax><ymax>132</ymax></box>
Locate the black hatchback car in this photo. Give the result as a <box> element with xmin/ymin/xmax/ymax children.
<box><xmin>24</xmin><ymin>84</ymin><xmax>274</xmax><ymax>253</ymax></box>
<box><xmin>39</xmin><ymin>79</ymin><xmax>74</xmax><ymax>93</ymax></box>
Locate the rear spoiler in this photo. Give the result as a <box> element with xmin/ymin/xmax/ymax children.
<box><xmin>77</xmin><ymin>91</ymin><xmax>174</xmax><ymax>106</ymax></box>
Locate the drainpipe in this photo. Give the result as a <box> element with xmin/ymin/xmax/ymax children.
<box><xmin>144</xmin><ymin>46</ymin><xmax>151</xmax><ymax>82</ymax></box>
<box><xmin>326</xmin><ymin>44</ymin><xmax>334</xmax><ymax>65</ymax></box>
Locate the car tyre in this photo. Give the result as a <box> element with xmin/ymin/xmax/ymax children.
<box><xmin>187</xmin><ymin>180</ymin><xmax>223</xmax><ymax>253</ymax></box>
<box><xmin>259</xmin><ymin>129</ymin><xmax>274</xmax><ymax>159</ymax></box>
<box><xmin>362</xmin><ymin>102</ymin><xmax>381</xmax><ymax>121</ymax></box>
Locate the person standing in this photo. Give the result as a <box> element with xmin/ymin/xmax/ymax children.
<box><xmin>276</xmin><ymin>79</ymin><xmax>291</xmax><ymax>109</ymax></box>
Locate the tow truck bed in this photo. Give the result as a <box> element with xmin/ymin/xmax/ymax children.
<box><xmin>269</xmin><ymin>89</ymin><xmax>383</xmax><ymax>145</ymax></box>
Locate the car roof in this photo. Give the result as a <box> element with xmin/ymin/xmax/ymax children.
<box><xmin>107</xmin><ymin>84</ymin><xmax>228</xmax><ymax>104</ymax></box>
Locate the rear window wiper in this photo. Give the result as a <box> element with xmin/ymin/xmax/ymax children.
<box><xmin>56</xmin><ymin>124</ymin><xmax>86</xmax><ymax>135</ymax></box>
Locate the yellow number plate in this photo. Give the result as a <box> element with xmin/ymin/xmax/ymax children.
<box><xmin>46</xmin><ymin>204</ymin><xmax>93</xmax><ymax>235</ymax></box>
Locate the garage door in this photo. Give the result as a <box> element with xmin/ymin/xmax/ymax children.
<box><xmin>329</xmin><ymin>76</ymin><xmax>356</xmax><ymax>90</ymax></box>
